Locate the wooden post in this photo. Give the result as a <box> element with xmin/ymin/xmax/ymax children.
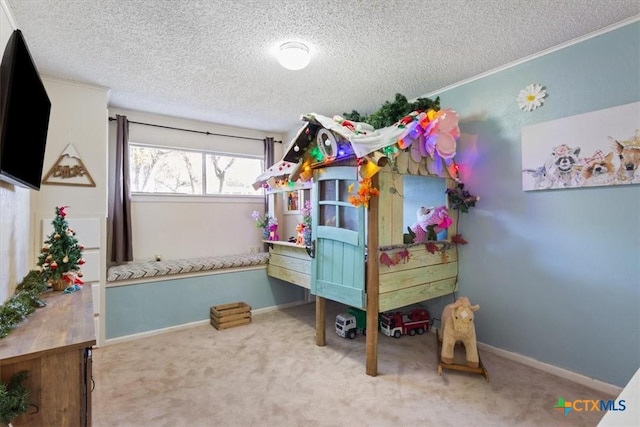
<box><xmin>366</xmin><ymin>173</ymin><xmax>380</xmax><ymax>376</ymax></box>
<box><xmin>316</xmin><ymin>296</ymin><xmax>326</xmax><ymax>346</ymax></box>
<box><xmin>445</xmin><ymin>178</ymin><xmax>459</xmax><ymax>237</ymax></box>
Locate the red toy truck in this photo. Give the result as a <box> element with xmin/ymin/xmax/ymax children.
<box><xmin>379</xmin><ymin>308</ymin><xmax>430</xmax><ymax>338</ymax></box>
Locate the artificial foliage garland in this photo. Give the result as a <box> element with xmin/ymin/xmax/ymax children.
<box><xmin>340</xmin><ymin>94</ymin><xmax>452</xmax><ymax>207</ymax></box>
<box><xmin>402</xmin><ymin>180</ymin><xmax>479</xmax><ymax>248</ymax></box>
<box><xmin>379</xmin><ymin>248</ymin><xmax>411</xmax><ymax>267</ymax></box>
<box><xmin>302</xmin><ymin>94</ymin><xmax>470</xmax><ymax>212</ymax></box>
<box><xmin>445</xmin><ymin>182</ymin><xmax>479</xmax><ymax>245</ymax></box>
<box><xmin>446</xmin><ymin>182</ymin><xmax>479</xmax><ymax>213</ymax></box>
<box><xmin>0</xmin><ymin>270</ymin><xmax>48</xmax><ymax>339</ymax></box>
<box><xmin>0</xmin><ymin>370</ymin><xmax>29</xmax><ymax>425</ymax></box>
<box><xmin>347</xmin><ymin>177</ymin><xmax>380</xmax><ymax>208</ymax></box>
<box><xmin>342</xmin><ymin>93</ymin><xmax>441</xmax><ymax>129</ymax></box>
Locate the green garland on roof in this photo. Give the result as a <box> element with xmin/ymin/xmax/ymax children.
<box><xmin>342</xmin><ymin>93</ymin><xmax>441</xmax><ymax>129</ymax></box>
<box><xmin>0</xmin><ymin>270</ymin><xmax>48</xmax><ymax>339</ymax></box>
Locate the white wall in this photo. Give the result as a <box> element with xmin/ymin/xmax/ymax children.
<box><xmin>0</xmin><ymin>184</ymin><xmax>31</xmax><ymax>302</ymax></box>
<box><xmin>34</xmin><ymin>77</ymin><xmax>109</xmax><ymax>345</ymax></box>
<box><xmin>107</xmin><ymin>108</ymin><xmax>283</xmax><ymax>261</ymax></box>
<box><xmin>35</xmin><ymin>77</ymin><xmax>109</xmax><ymax>226</ymax></box>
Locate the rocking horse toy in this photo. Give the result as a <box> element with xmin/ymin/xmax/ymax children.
<box><xmin>436</xmin><ymin>296</ymin><xmax>489</xmax><ymax>382</ymax></box>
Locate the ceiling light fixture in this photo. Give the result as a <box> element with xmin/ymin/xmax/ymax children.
<box><xmin>277</xmin><ymin>42</ymin><xmax>310</xmax><ymax>71</ymax></box>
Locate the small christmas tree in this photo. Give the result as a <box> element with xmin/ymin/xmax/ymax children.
<box><xmin>37</xmin><ymin>206</ymin><xmax>85</xmax><ymax>290</ymax></box>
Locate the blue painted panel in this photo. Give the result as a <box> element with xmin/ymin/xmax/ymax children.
<box><xmin>317</xmin><ymin>225</ymin><xmax>359</xmax><ymax>245</ymax></box>
<box><xmin>105</xmin><ymin>269</ymin><xmax>305</xmax><ymax>339</ymax></box>
<box><xmin>318</xmin><ymin>166</ymin><xmax>359</xmax><ymax>181</ymax></box>
<box><xmin>312</xmin><ymin>166</ymin><xmax>366</xmax><ymax>303</ymax></box>
<box><xmin>314</xmin><ymin>231</ymin><xmax>365</xmax><ymax>295</ymax></box>
<box><xmin>343</xmin><ymin>245</ymin><xmax>363</xmax><ymax>288</ymax></box>
<box><xmin>316</xmin><ymin>279</ymin><xmax>366</xmax><ymax>309</ymax></box>
<box><xmin>331</xmin><ymin>243</ymin><xmax>344</xmax><ymax>283</ymax></box>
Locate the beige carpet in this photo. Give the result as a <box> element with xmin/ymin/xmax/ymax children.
<box><xmin>92</xmin><ymin>300</ymin><xmax>611</xmax><ymax>426</ymax></box>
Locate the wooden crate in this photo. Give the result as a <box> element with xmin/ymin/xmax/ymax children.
<box><xmin>210</xmin><ymin>302</ymin><xmax>251</xmax><ymax>330</ymax></box>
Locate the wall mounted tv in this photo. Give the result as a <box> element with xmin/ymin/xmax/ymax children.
<box><xmin>0</xmin><ymin>29</ymin><xmax>51</xmax><ymax>190</ymax></box>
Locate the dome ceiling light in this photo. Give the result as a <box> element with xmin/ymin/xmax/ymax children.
<box><xmin>277</xmin><ymin>42</ymin><xmax>310</xmax><ymax>71</ymax></box>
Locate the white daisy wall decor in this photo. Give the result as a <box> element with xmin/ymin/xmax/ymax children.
<box><xmin>517</xmin><ymin>84</ymin><xmax>547</xmax><ymax>112</ymax></box>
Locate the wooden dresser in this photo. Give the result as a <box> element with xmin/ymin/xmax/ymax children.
<box><xmin>0</xmin><ymin>287</ymin><xmax>96</xmax><ymax>426</ymax></box>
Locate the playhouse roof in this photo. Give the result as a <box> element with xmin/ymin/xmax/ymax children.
<box><xmin>253</xmin><ymin>108</ymin><xmax>460</xmax><ymax>189</ymax></box>
<box><xmin>252</xmin><ymin>114</ymin><xmax>408</xmax><ymax>187</ymax></box>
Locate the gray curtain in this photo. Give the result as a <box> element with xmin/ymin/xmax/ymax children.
<box><xmin>109</xmin><ymin>114</ymin><xmax>133</xmax><ymax>264</ymax></box>
<box><xmin>263</xmin><ymin>137</ymin><xmax>275</xmax><ymax>211</ymax></box>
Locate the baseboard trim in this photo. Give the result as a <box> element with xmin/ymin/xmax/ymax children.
<box><xmin>103</xmin><ymin>299</ymin><xmax>307</xmax><ymax>346</ymax></box>
<box><xmin>251</xmin><ymin>300</ymin><xmax>310</xmax><ymax>315</ymax></box>
<box><xmin>427</xmin><ymin>328</ymin><xmax>622</xmax><ymax>395</ymax></box>
<box><xmin>476</xmin><ymin>341</ymin><xmax>623</xmax><ymax>396</ymax></box>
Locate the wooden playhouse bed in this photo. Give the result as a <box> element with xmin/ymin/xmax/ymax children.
<box><xmin>264</xmin><ymin>161</ymin><xmax>459</xmax><ymax>376</ymax></box>
<box><xmin>255</xmin><ymin>110</ymin><xmax>465</xmax><ymax>376</ymax></box>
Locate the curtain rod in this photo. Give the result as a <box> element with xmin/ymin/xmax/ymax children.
<box><xmin>108</xmin><ymin>117</ymin><xmax>282</xmax><ymax>143</ymax></box>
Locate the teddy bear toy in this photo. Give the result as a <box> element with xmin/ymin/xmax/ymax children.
<box><xmin>408</xmin><ymin>205</ymin><xmax>452</xmax><ymax>243</ymax></box>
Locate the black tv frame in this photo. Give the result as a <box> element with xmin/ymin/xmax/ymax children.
<box><xmin>0</xmin><ymin>29</ymin><xmax>51</xmax><ymax>190</ymax></box>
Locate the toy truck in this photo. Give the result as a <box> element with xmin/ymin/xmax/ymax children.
<box><xmin>335</xmin><ymin>307</ymin><xmax>367</xmax><ymax>339</ymax></box>
<box><xmin>380</xmin><ymin>308</ymin><xmax>430</xmax><ymax>338</ymax></box>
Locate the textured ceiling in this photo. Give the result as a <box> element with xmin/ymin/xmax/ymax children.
<box><xmin>5</xmin><ymin>0</ymin><xmax>640</xmax><ymax>134</ymax></box>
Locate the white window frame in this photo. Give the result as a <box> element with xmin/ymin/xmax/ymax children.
<box><xmin>129</xmin><ymin>142</ymin><xmax>264</xmax><ymax>200</ymax></box>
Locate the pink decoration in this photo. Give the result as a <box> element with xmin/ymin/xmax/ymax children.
<box><xmin>395</xmin><ymin>108</ymin><xmax>460</xmax><ymax>165</ymax></box>
<box><xmin>436</xmin><ymin>109</ymin><xmax>459</xmax><ymax>133</ymax></box>
<box><xmin>268</xmin><ymin>223</ymin><xmax>279</xmax><ymax>241</ymax></box>
<box><xmin>410</xmin><ymin>142</ymin><xmax>422</xmax><ymax>163</ymax></box>
<box><xmin>435</xmin><ymin>132</ymin><xmax>457</xmax><ymax>159</ymax></box>
<box><xmin>409</xmin><ymin>205</ymin><xmax>453</xmax><ymax>243</ymax></box>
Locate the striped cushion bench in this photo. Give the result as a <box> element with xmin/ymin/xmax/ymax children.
<box><xmin>107</xmin><ymin>252</ymin><xmax>269</xmax><ymax>283</ymax></box>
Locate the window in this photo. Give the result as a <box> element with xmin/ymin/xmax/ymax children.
<box><xmin>129</xmin><ymin>143</ymin><xmax>263</xmax><ymax>196</ymax></box>
<box><xmin>319</xmin><ymin>178</ymin><xmax>359</xmax><ymax>232</ymax></box>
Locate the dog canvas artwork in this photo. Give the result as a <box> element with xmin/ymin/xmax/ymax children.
<box><xmin>521</xmin><ymin>101</ymin><xmax>640</xmax><ymax>191</ymax></box>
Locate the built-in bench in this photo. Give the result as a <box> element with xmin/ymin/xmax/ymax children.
<box><xmin>103</xmin><ymin>252</ymin><xmax>306</xmax><ymax>341</ymax></box>
<box><xmin>106</xmin><ymin>252</ymin><xmax>270</xmax><ymax>284</ymax></box>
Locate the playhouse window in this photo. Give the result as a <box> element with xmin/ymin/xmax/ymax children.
<box><xmin>402</xmin><ymin>175</ymin><xmax>449</xmax><ymax>240</ymax></box>
<box><xmin>319</xmin><ymin>177</ymin><xmax>359</xmax><ymax>232</ymax></box>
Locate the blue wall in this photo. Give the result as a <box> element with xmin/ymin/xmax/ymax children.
<box><xmin>106</xmin><ymin>269</ymin><xmax>305</xmax><ymax>339</ymax></box>
<box><xmin>422</xmin><ymin>21</ymin><xmax>640</xmax><ymax>387</ymax></box>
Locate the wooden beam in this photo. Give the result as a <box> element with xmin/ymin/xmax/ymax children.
<box><xmin>315</xmin><ymin>296</ymin><xmax>326</xmax><ymax>346</ymax></box>
<box><xmin>366</xmin><ymin>173</ymin><xmax>380</xmax><ymax>376</ymax></box>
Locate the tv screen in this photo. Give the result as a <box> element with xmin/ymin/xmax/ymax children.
<box><xmin>0</xmin><ymin>29</ymin><xmax>51</xmax><ymax>190</ymax></box>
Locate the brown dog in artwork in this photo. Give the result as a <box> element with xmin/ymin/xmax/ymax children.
<box><xmin>582</xmin><ymin>151</ymin><xmax>616</xmax><ymax>186</ymax></box>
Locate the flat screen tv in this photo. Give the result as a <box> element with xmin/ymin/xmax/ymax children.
<box><xmin>0</xmin><ymin>29</ymin><xmax>51</xmax><ymax>190</ymax></box>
